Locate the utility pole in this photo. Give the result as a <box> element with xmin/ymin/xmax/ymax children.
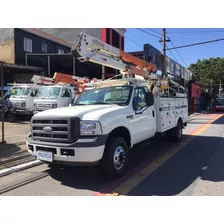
<box><xmin>159</xmin><ymin>28</ymin><xmax>170</xmax><ymax>77</ymax></box>
<box><xmin>162</xmin><ymin>28</ymin><xmax>166</xmax><ymax>77</ymax></box>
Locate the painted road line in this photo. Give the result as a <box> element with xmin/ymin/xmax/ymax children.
<box><xmin>110</xmin><ymin>114</ymin><xmax>223</xmax><ymax>196</ymax></box>
<box><xmin>93</xmin><ymin>115</ymin><xmax>220</xmax><ymax>196</ymax></box>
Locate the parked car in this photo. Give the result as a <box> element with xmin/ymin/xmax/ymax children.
<box><xmin>215</xmin><ymin>98</ymin><xmax>224</xmax><ymax>111</ymax></box>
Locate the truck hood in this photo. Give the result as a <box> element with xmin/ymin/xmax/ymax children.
<box><xmin>34</xmin><ymin>97</ymin><xmax>58</xmax><ymax>100</ymax></box>
<box><xmin>34</xmin><ymin>98</ymin><xmax>58</xmax><ymax>104</ymax></box>
<box><xmin>9</xmin><ymin>97</ymin><xmax>26</xmax><ymax>103</ymax></box>
<box><xmin>10</xmin><ymin>96</ymin><xmax>27</xmax><ymax>100</ymax></box>
<box><xmin>33</xmin><ymin>104</ymin><xmax>127</xmax><ymax>120</ymax></box>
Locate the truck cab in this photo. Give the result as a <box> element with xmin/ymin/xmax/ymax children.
<box><xmin>33</xmin><ymin>85</ymin><xmax>75</xmax><ymax>113</ymax></box>
<box><xmin>8</xmin><ymin>84</ymin><xmax>40</xmax><ymax>115</ymax></box>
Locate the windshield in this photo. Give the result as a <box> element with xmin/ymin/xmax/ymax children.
<box><xmin>75</xmin><ymin>86</ymin><xmax>133</xmax><ymax>105</ymax></box>
<box><xmin>36</xmin><ymin>87</ymin><xmax>61</xmax><ymax>98</ymax></box>
<box><xmin>10</xmin><ymin>87</ymin><xmax>30</xmax><ymax>97</ymax></box>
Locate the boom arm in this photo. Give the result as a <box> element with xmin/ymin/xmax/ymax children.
<box><xmin>71</xmin><ymin>33</ymin><xmax>157</xmax><ymax>79</ymax></box>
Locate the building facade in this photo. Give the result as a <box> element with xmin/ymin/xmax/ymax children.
<box><xmin>0</xmin><ymin>28</ymin><xmax>126</xmax><ymax>81</ymax></box>
<box><xmin>38</xmin><ymin>28</ymin><xmax>126</xmax><ymax>78</ymax></box>
<box><xmin>38</xmin><ymin>28</ymin><xmax>125</xmax><ymax>50</ymax></box>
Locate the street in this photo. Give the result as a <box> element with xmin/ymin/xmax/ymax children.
<box><xmin>0</xmin><ymin>113</ymin><xmax>224</xmax><ymax>196</ymax></box>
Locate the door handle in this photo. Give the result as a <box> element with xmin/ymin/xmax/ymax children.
<box><xmin>152</xmin><ymin>110</ymin><xmax>155</xmax><ymax>117</ymax></box>
<box><xmin>126</xmin><ymin>115</ymin><xmax>133</xmax><ymax>119</ymax></box>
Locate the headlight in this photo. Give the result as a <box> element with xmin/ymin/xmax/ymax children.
<box><xmin>80</xmin><ymin>121</ymin><xmax>102</xmax><ymax>136</ymax></box>
<box><xmin>52</xmin><ymin>104</ymin><xmax>57</xmax><ymax>108</ymax></box>
<box><xmin>21</xmin><ymin>102</ymin><xmax>26</xmax><ymax>107</ymax></box>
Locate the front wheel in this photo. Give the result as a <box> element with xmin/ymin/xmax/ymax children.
<box><xmin>100</xmin><ymin>136</ymin><xmax>128</xmax><ymax>179</ymax></box>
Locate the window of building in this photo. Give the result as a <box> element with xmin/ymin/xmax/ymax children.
<box><xmin>24</xmin><ymin>37</ymin><xmax>32</xmax><ymax>52</ymax></box>
<box><xmin>41</xmin><ymin>42</ymin><xmax>47</xmax><ymax>52</ymax></box>
<box><xmin>58</xmin><ymin>48</ymin><xmax>64</xmax><ymax>54</ymax></box>
<box><xmin>120</xmin><ymin>36</ymin><xmax>124</xmax><ymax>50</ymax></box>
<box><xmin>112</xmin><ymin>29</ymin><xmax>120</xmax><ymax>49</ymax></box>
<box><xmin>106</xmin><ymin>28</ymin><xmax>111</xmax><ymax>44</ymax></box>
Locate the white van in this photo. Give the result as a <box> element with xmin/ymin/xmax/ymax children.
<box><xmin>8</xmin><ymin>84</ymin><xmax>41</xmax><ymax>115</ymax></box>
<box><xmin>33</xmin><ymin>85</ymin><xmax>75</xmax><ymax>113</ymax></box>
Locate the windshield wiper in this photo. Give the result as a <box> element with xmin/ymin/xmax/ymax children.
<box><xmin>89</xmin><ymin>102</ymin><xmax>109</xmax><ymax>105</ymax></box>
<box><xmin>75</xmin><ymin>102</ymin><xmax>109</xmax><ymax>105</ymax></box>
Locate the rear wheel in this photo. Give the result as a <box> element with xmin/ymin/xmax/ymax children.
<box><xmin>100</xmin><ymin>136</ymin><xmax>128</xmax><ymax>179</ymax></box>
<box><xmin>166</xmin><ymin>119</ymin><xmax>183</xmax><ymax>142</ymax></box>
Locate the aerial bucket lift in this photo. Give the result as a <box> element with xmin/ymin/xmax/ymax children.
<box><xmin>31</xmin><ymin>73</ymin><xmax>90</xmax><ymax>92</ymax></box>
<box><xmin>71</xmin><ymin>32</ymin><xmax>187</xmax><ymax>98</ymax></box>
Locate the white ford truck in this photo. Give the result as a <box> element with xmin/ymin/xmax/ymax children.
<box><xmin>26</xmin><ymin>81</ymin><xmax>188</xmax><ymax>178</ymax></box>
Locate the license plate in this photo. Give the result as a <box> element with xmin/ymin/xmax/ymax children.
<box><xmin>37</xmin><ymin>151</ymin><xmax>53</xmax><ymax>162</ymax></box>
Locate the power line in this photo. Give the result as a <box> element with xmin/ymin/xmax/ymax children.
<box><xmin>148</xmin><ymin>28</ymin><xmax>162</xmax><ymax>36</ymax></box>
<box><xmin>166</xmin><ymin>37</ymin><xmax>224</xmax><ymax>50</ymax></box>
<box><xmin>166</xmin><ymin>46</ymin><xmax>180</xmax><ymax>64</ymax></box>
<box><xmin>137</xmin><ymin>28</ymin><xmax>161</xmax><ymax>39</ymax></box>
<box><xmin>167</xmin><ymin>30</ymin><xmax>224</xmax><ymax>34</ymax></box>
<box><xmin>124</xmin><ymin>35</ymin><xmax>143</xmax><ymax>48</ymax></box>
<box><xmin>169</xmin><ymin>39</ymin><xmax>188</xmax><ymax>67</ymax></box>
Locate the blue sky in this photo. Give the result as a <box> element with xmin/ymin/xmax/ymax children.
<box><xmin>124</xmin><ymin>28</ymin><xmax>224</xmax><ymax>68</ymax></box>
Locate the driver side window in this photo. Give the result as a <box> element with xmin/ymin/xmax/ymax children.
<box><xmin>61</xmin><ymin>89</ymin><xmax>71</xmax><ymax>97</ymax></box>
<box><xmin>133</xmin><ymin>87</ymin><xmax>147</xmax><ymax>110</ymax></box>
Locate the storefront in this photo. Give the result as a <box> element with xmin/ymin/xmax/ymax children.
<box><xmin>191</xmin><ymin>82</ymin><xmax>201</xmax><ymax>113</ymax></box>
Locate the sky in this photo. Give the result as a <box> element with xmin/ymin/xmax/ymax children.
<box><xmin>124</xmin><ymin>28</ymin><xmax>224</xmax><ymax>68</ymax></box>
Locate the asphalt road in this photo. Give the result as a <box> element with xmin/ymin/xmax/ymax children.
<box><xmin>1</xmin><ymin>113</ymin><xmax>224</xmax><ymax>196</ymax></box>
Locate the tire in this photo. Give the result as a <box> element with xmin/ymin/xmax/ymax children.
<box><xmin>100</xmin><ymin>136</ymin><xmax>128</xmax><ymax>179</ymax></box>
<box><xmin>166</xmin><ymin>119</ymin><xmax>183</xmax><ymax>142</ymax></box>
<box><xmin>173</xmin><ymin>120</ymin><xmax>183</xmax><ymax>142</ymax></box>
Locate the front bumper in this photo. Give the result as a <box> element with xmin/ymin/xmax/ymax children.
<box><xmin>13</xmin><ymin>109</ymin><xmax>33</xmax><ymax>115</ymax></box>
<box><xmin>26</xmin><ymin>135</ymin><xmax>108</xmax><ymax>166</ymax></box>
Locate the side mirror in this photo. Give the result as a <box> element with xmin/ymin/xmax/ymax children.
<box><xmin>145</xmin><ymin>92</ymin><xmax>154</xmax><ymax>106</ymax></box>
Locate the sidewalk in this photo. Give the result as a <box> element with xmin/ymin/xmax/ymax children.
<box><xmin>0</xmin><ymin>121</ymin><xmax>37</xmax><ymax>172</ymax></box>
<box><xmin>0</xmin><ymin>144</ymin><xmax>36</xmax><ymax>172</ymax></box>
<box><xmin>188</xmin><ymin>112</ymin><xmax>201</xmax><ymax>120</ymax></box>
<box><xmin>0</xmin><ymin>121</ymin><xmax>29</xmax><ymax>146</ymax></box>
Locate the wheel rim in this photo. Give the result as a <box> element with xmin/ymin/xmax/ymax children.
<box><xmin>113</xmin><ymin>145</ymin><xmax>126</xmax><ymax>171</ymax></box>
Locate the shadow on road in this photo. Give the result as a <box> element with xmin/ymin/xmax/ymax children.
<box><xmin>127</xmin><ymin>134</ymin><xmax>224</xmax><ymax>196</ymax></box>
<box><xmin>14</xmin><ymin>115</ymin><xmax>32</xmax><ymax>123</ymax></box>
<box><xmin>0</xmin><ymin>144</ymin><xmax>22</xmax><ymax>155</ymax></box>
<box><xmin>44</xmin><ymin>115</ymin><xmax>224</xmax><ymax>196</ymax></box>
<box><xmin>46</xmin><ymin>136</ymin><xmax>174</xmax><ymax>194</ymax></box>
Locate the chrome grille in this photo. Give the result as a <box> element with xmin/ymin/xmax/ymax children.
<box><xmin>31</xmin><ymin>117</ymin><xmax>80</xmax><ymax>143</ymax></box>
<box><xmin>37</xmin><ymin>104</ymin><xmax>52</xmax><ymax>110</ymax></box>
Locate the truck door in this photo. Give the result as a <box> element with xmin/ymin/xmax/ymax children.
<box><xmin>27</xmin><ymin>88</ymin><xmax>37</xmax><ymax>111</ymax></box>
<box><xmin>130</xmin><ymin>87</ymin><xmax>156</xmax><ymax>144</ymax></box>
<box><xmin>60</xmin><ymin>88</ymin><xmax>72</xmax><ymax>107</ymax></box>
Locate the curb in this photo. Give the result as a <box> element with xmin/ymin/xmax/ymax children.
<box><xmin>188</xmin><ymin>113</ymin><xmax>201</xmax><ymax>121</ymax></box>
<box><xmin>0</xmin><ymin>141</ymin><xmax>26</xmax><ymax>150</ymax></box>
<box><xmin>0</xmin><ymin>160</ymin><xmax>43</xmax><ymax>177</ymax></box>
